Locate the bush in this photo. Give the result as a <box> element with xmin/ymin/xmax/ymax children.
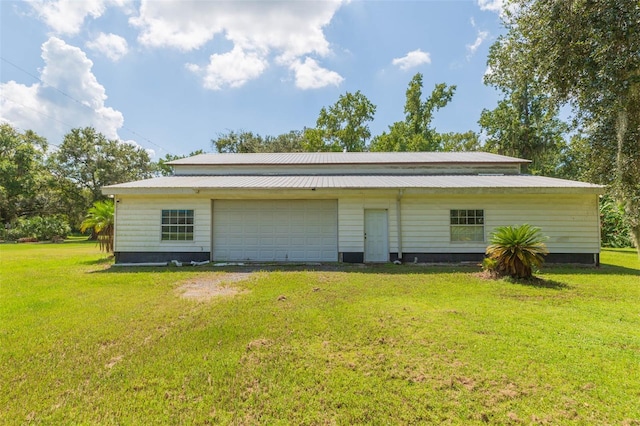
<box><xmin>600</xmin><ymin>196</ymin><xmax>633</xmax><ymax>248</ymax></box>
<box><xmin>7</xmin><ymin>216</ymin><xmax>71</xmax><ymax>242</ymax></box>
<box><xmin>485</xmin><ymin>224</ymin><xmax>549</xmax><ymax>279</ymax></box>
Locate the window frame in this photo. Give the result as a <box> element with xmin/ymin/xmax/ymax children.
<box><xmin>161</xmin><ymin>209</ymin><xmax>194</xmax><ymax>242</ymax></box>
<box><xmin>450</xmin><ymin>209</ymin><xmax>485</xmax><ymax>243</ymax></box>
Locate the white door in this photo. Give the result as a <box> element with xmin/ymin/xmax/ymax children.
<box><xmin>364</xmin><ymin>209</ymin><xmax>389</xmax><ymax>262</ymax></box>
<box><xmin>213</xmin><ymin>200</ymin><xmax>338</xmax><ymax>262</ymax></box>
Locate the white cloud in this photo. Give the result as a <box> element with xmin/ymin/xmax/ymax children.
<box><xmin>186</xmin><ymin>47</ymin><xmax>269</xmax><ymax>90</ymax></box>
<box><xmin>392</xmin><ymin>49</ymin><xmax>431</xmax><ymax>71</ymax></box>
<box><xmin>0</xmin><ymin>37</ymin><xmax>126</xmax><ymax>144</ymax></box>
<box><xmin>26</xmin><ymin>0</ymin><xmax>131</xmax><ymax>35</ymax></box>
<box><xmin>131</xmin><ymin>1</ymin><xmax>339</xmax><ymax>54</ymax></box>
<box><xmin>467</xmin><ymin>30</ymin><xmax>489</xmax><ymax>59</ymax></box>
<box><xmin>477</xmin><ymin>0</ymin><xmax>504</xmax><ymax>14</ymax></box>
<box><xmin>131</xmin><ymin>0</ymin><xmax>345</xmax><ymax>89</ymax></box>
<box><xmin>86</xmin><ymin>32</ymin><xmax>129</xmax><ymax>61</ymax></box>
<box><xmin>290</xmin><ymin>58</ymin><xmax>344</xmax><ymax>90</ymax></box>
<box><xmin>477</xmin><ymin>0</ymin><xmax>518</xmax><ymax>18</ymax></box>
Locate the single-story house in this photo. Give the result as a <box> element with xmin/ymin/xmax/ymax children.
<box><xmin>102</xmin><ymin>152</ymin><xmax>604</xmax><ymax>264</ymax></box>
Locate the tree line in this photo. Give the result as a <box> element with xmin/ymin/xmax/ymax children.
<box><xmin>1</xmin><ymin>0</ymin><xmax>637</xmax><ymax>251</ymax></box>
<box><xmin>0</xmin><ymin>126</ymin><xmax>155</xmax><ymax>238</ymax></box>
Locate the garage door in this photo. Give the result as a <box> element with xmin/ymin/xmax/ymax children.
<box><xmin>213</xmin><ymin>200</ymin><xmax>338</xmax><ymax>262</ymax></box>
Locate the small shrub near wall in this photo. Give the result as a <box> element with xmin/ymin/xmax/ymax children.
<box><xmin>485</xmin><ymin>224</ymin><xmax>549</xmax><ymax>279</ymax></box>
<box><xmin>7</xmin><ymin>216</ymin><xmax>71</xmax><ymax>242</ymax></box>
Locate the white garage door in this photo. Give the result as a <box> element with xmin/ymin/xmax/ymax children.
<box><xmin>213</xmin><ymin>200</ymin><xmax>338</xmax><ymax>262</ymax></box>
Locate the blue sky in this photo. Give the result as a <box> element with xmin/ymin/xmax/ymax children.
<box><xmin>1</xmin><ymin>0</ymin><xmax>507</xmax><ymax>158</ymax></box>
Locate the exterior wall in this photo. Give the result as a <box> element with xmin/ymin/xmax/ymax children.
<box><xmin>114</xmin><ymin>195</ymin><xmax>211</xmax><ymax>259</ymax></box>
<box><xmin>113</xmin><ymin>191</ymin><xmax>600</xmax><ymax>264</ymax></box>
<box><xmin>337</xmin><ymin>193</ymin><xmax>600</xmax><ymax>262</ymax></box>
<box><xmin>399</xmin><ymin>194</ymin><xmax>599</xmax><ymax>254</ymax></box>
<box><xmin>338</xmin><ymin>196</ymin><xmax>399</xmax><ymax>253</ymax></box>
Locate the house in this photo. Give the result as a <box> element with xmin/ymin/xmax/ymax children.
<box><xmin>102</xmin><ymin>152</ymin><xmax>604</xmax><ymax>264</ymax></box>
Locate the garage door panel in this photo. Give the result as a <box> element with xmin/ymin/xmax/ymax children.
<box><xmin>213</xmin><ymin>200</ymin><xmax>338</xmax><ymax>262</ymax></box>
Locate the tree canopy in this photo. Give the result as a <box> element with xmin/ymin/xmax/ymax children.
<box><xmin>370</xmin><ymin>73</ymin><xmax>463</xmax><ymax>152</ymax></box>
<box><xmin>43</xmin><ymin>127</ymin><xmax>153</xmax><ymax>228</ymax></box>
<box><xmin>306</xmin><ymin>90</ymin><xmax>376</xmax><ymax>152</ymax></box>
<box><xmin>492</xmin><ymin>0</ymin><xmax>640</xmax><ymax>252</ymax></box>
<box><xmin>0</xmin><ymin>124</ymin><xmax>52</xmax><ymax>223</ymax></box>
<box><xmin>212</xmin><ymin>130</ymin><xmax>305</xmax><ymax>154</ymax></box>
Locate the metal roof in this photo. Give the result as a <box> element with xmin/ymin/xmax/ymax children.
<box><xmin>167</xmin><ymin>152</ymin><xmax>531</xmax><ymax>166</ymax></box>
<box><xmin>104</xmin><ymin>174</ymin><xmax>603</xmax><ymax>194</ymax></box>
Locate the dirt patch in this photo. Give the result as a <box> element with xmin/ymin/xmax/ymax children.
<box><xmin>177</xmin><ymin>272</ymin><xmax>252</xmax><ymax>301</ymax></box>
<box><xmin>105</xmin><ymin>355</ymin><xmax>123</xmax><ymax>369</ymax></box>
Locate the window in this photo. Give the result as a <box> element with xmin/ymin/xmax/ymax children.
<box><xmin>161</xmin><ymin>210</ymin><xmax>194</xmax><ymax>241</ymax></box>
<box><xmin>450</xmin><ymin>209</ymin><xmax>484</xmax><ymax>242</ymax></box>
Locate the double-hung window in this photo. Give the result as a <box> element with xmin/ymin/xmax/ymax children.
<box><xmin>161</xmin><ymin>209</ymin><xmax>194</xmax><ymax>241</ymax></box>
<box><xmin>450</xmin><ymin>209</ymin><xmax>484</xmax><ymax>242</ymax></box>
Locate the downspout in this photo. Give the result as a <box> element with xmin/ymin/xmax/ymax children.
<box><xmin>396</xmin><ymin>189</ymin><xmax>404</xmax><ymax>262</ymax></box>
<box><xmin>111</xmin><ymin>194</ymin><xmax>117</xmax><ymax>257</ymax></box>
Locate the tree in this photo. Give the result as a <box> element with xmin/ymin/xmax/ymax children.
<box><xmin>309</xmin><ymin>91</ymin><xmax>376</xmax><ymax>152</ymax></box>
<box><xmin>478</xmin><ymin>89</ymin><xmax>568</xmax><ymax>175</ymax></box>
<box><xmin>213</xmin><ymin>131</ymin><xmax>264</xmax><ymax>153</ymax></box>
<box><xmin>439</xmin><ymin>131</ymin><xmax>482</xmax><ymax>152</ymax></box>
<box><xmin>80</xmin><ymin>200</ymin><xmax>114</xmax><ymax>253</ymax></box>
<box><xmin>482</xmin><ymin>35</ymin><xmax>569</xmax><ymax>175</ymax></box>
<box><xmin>48</xmin><ymin>127</ymin><xmax>154</xmax><ymax>228</ymax></box>
<box><xmin>267</xmin><ymin>130</ymin><xmax>305</xmax><ymax>153</ymax></box>
<box><xmin>370</xmin><ymin>74</ymin><xmax>456</xmax><ymax>152</ymax></box>
<box><xmin>0</xmin><ymin>124</ymin><xmax>54</xmax><ymax>223</ymax></box>
<box><xmin>212</xmin><ymin>130</ymin><xmax>304</xmax><ymax>153</ymax></box>
<box><xmin>495</xmin><ymin>0</ymin><xmax>640</xmax><ymax>252</ymax></box>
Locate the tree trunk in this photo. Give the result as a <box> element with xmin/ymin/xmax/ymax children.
<box><xmin>630</xmin><ymin>225</ymin><xmax>640</xmax><ymax>258</ymax></box>
<box><xmin>616</xmin><ymin>97</ymin><xmax>640</xmax><ymax>258</ymax></box>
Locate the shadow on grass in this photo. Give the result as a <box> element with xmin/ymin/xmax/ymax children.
<box><xmin>90</xmin><ymin>259</ymin><xmax>637</xmax><ymax>279</ymax></box>
<box><xmin>544</xmin><ymin>263</ymin><xmax>639</xmax><ymax>277</ymax></box>
<box><xmin>90</xmin><ymin>262</ymin><xmax>479</xmax><ymax>275</ymax></box>
<box><xmin>506</xmin><ymin>276</ymin><xmax>572</xmax><ymax>290</ymax></box>
<box><xmin>81</xmin><ymin>256</ymin><xmax>115</xmax><ymax>265</ymax></box>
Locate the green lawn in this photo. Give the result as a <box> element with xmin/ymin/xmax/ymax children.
<box><xmin>1</xmin><ymin>243</ymin><xmax>638</xmax><ymax>424</ymax></box>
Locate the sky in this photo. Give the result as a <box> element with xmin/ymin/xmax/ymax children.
<box><xmin>0</xmin><ymin>0</ymin><xmax>508</xmax><ymax>158</ymax></box>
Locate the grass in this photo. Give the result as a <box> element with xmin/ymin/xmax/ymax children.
<box><xmin>1</xmin><ymin>242</ymin><xmax>639</xmax><ymax>424</ymax></box>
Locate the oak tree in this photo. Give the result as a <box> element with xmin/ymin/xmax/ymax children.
<box><xmin>492</xmin><ymin>0</ymin><xmax>640</xmax><ymax>251</ymax></box>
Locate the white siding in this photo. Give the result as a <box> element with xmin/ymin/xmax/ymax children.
<box><xmin>399</xmin><ymin>194</ymin><xmax>599</xmax><ymax>254</ymax></box>
<box><xmin>323</xmin><ymin>193</ymin><xmax>599</xmax><ymax>255</ymax></box>
<box><xmin>114</xmin><ymin>196</ymin><xmax>211</xmax><ymax>253</ymax></box>
<box><xmin>338</xmin><ymin>197</ymin><xmax>398</xmax><ymax>253</ymax></box>
<box><xmin>114</xmin><ymin>192</ymin><xmax>599</xmax><ymax>259</ymax></box>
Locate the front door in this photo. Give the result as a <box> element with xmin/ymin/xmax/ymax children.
<box><xmin>364</xmin><ymin>209</ymin><xmax>389</xmax><ymax>262</ymax></box>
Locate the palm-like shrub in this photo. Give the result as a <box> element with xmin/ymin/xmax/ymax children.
<box><xmin>81</xmin><ymin>200</ymin><xmax>115</xmax><ymax>253</ymax></box>
<box><xmin>485</xmin><ymin>224</ymin><xmax>549</xmax><ymax>279</ymax></box>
